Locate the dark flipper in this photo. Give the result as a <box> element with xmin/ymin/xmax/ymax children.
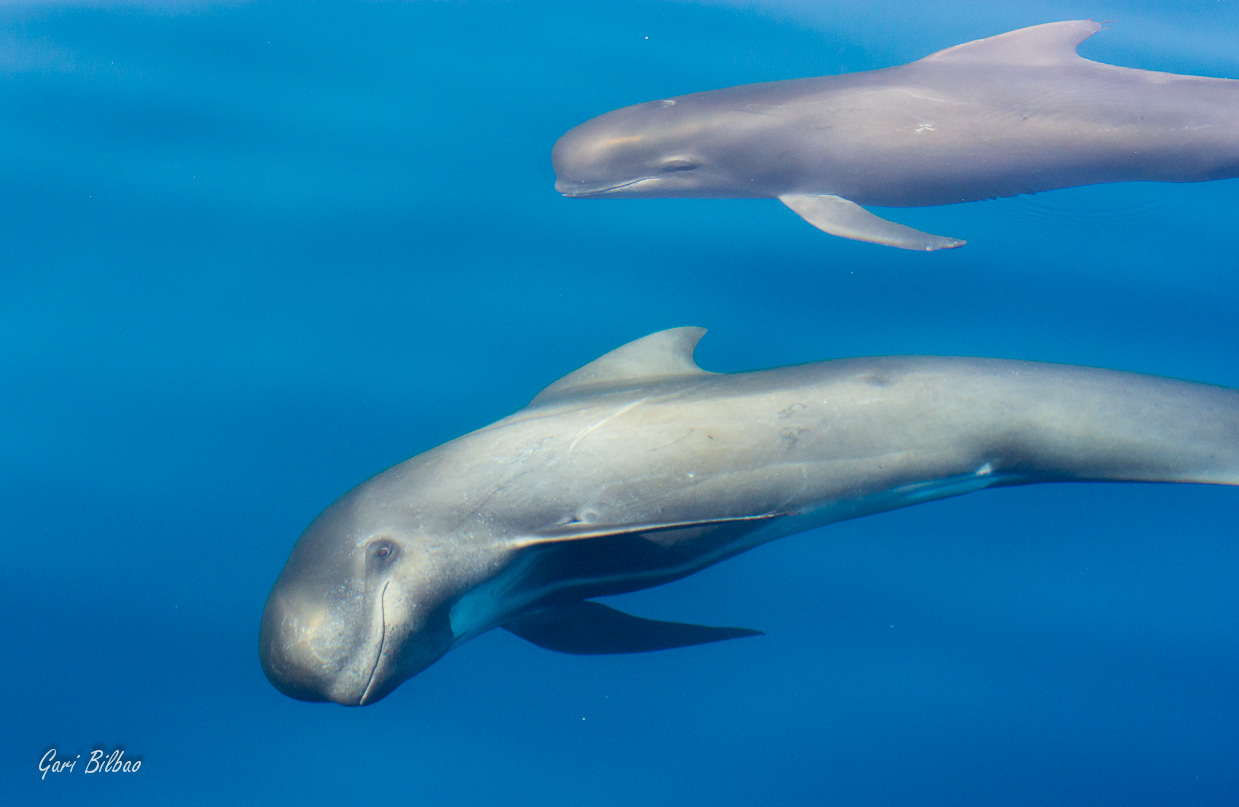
<box><xmin>504</xmin><ymin>601</ymin><xmax>762</xmax><ymax>655</ymax></box>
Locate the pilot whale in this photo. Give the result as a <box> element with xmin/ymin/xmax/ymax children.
<box><xmin>552</xmin><ymin>20</ymin><xmax>1239</xmax><ymax>250</ymax></box>
<box><xmin>260</xmin><ymin>328</ymin><xmax>1239</xmax><ymax>705</ymax></box>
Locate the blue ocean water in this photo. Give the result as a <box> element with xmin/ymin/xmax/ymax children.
<box><xmin>3</xmin><ymin>0</ymin><xmax>1238</xmax><ymax>804</ymax></box>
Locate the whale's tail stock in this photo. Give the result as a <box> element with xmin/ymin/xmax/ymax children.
<box><xmin>988</xmin><ymin>361</ymin><xmax>1239</xmax><ymax>488</ymax></box>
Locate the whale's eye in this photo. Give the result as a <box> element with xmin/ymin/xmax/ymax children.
<box><xmin>368</xmin><ymin>539</ymin><xmax>398</xmax><ymax>566</ymax></box>
<box><xmin>659</xmin><ymin>159</ymin><xmax>699</xmax><ymax>173</ymax></box>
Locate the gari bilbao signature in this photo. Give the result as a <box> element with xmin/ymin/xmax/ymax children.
<box><xmin>39</xmin><ymin>748</ymin><xmax>141</xmax><ymax>779</ymax></box>
<box><xmin>260</xmin><ymin>328</ymin><xmax>1239</xmax><ymax>706</ymax></box>
<box><xmin>553</xmin><ymin>21</ymin><xmax>1239</xmax><ymax>250</ymax></box>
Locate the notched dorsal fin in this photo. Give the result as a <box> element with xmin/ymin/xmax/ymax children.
<box><xmin>919</xmin><ymin>20</ymin><xmax>1104</xmax><ymax>68</ymax></box>
<box><xmin>530</xmin><ymin>326</ymin><xmax>711</xmax><ymax>405</ymax></box>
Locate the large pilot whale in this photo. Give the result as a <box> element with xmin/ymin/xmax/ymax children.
<box><xmin>260</xmin><ymin>328</ymin><xmax>1239</xmax><ymax>705</ymax></box>
<box><xmin>552</xmin><ymin>20</ymin><xmax>1239</xmax><ymax>250</ymax></box>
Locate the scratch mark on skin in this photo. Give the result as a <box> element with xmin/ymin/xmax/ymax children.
<box><xmin>453</xmin><ymin>436</ymin><xmax>561</xmax><ymax>530</ymax></box>
<box><xmin>569</xmin><ymin>397</ymin><xmax>649</xmax><ymax>453</ymax></box>
<box><xmin>650</xmin><ymin>428</ymin><xmax>694</xmax><ymax>454</ymax></box>
<box><xmin>359</xmin><ymin>580</ymin><xmax>389</xmax><ymax>706</ymax></box>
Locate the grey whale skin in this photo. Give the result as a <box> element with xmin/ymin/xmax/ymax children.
<box><xmin>552</xmin><ymin>20</ymin><xmax>1239</xmax><ymax>250</ymax></box>
<box><xmin>260</xmin><ymin>328</ymin><xmax>1239</xmax><ymax>705</ymax></box>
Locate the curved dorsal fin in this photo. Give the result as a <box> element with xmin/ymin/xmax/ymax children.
<box><xmin>530</xmin><ymin>327</ymin><xmax>710</xmax><ymax>405</ymax></box>
<box><xmin>917</xmin><ymin>20</ymin><xmax>1104</xmax><ymax>68</ymax></box>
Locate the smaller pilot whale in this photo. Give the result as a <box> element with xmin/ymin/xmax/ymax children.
<box><xmin>552</xmin><ymin>20</ymin><xmax>1239</xmax><ymax>250</ymax></box>
<box><xmin>260</xmin><ymin>328</ymin><xmax>1239</xmax><ymax>705</ymax></box>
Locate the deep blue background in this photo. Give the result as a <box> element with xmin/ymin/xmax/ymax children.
<box><xmin>3</xmin><ymin>1</ymin><xmax>1238</xmax><ymax>804</ymax></box>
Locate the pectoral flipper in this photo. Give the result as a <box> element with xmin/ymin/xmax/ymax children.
<box><xmin>504</xmin><ymin>601</ymin><xmax>762</xmax><ymax>655</ymax></box>
<box><xmin>779</xmin><ymin>194</ymin><xmax>966</xmax><ymax>251</ymax></box>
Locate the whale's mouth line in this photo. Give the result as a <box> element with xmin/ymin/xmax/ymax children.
<box><xmin>358</xmin><ymin>580</ymin><xmax>389</xmax><ymax>706</ymax></box>
<box><xmin>561</xmin><ymin>177</ymin><xmax>657</xmax><ymax>197</ymax></box>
